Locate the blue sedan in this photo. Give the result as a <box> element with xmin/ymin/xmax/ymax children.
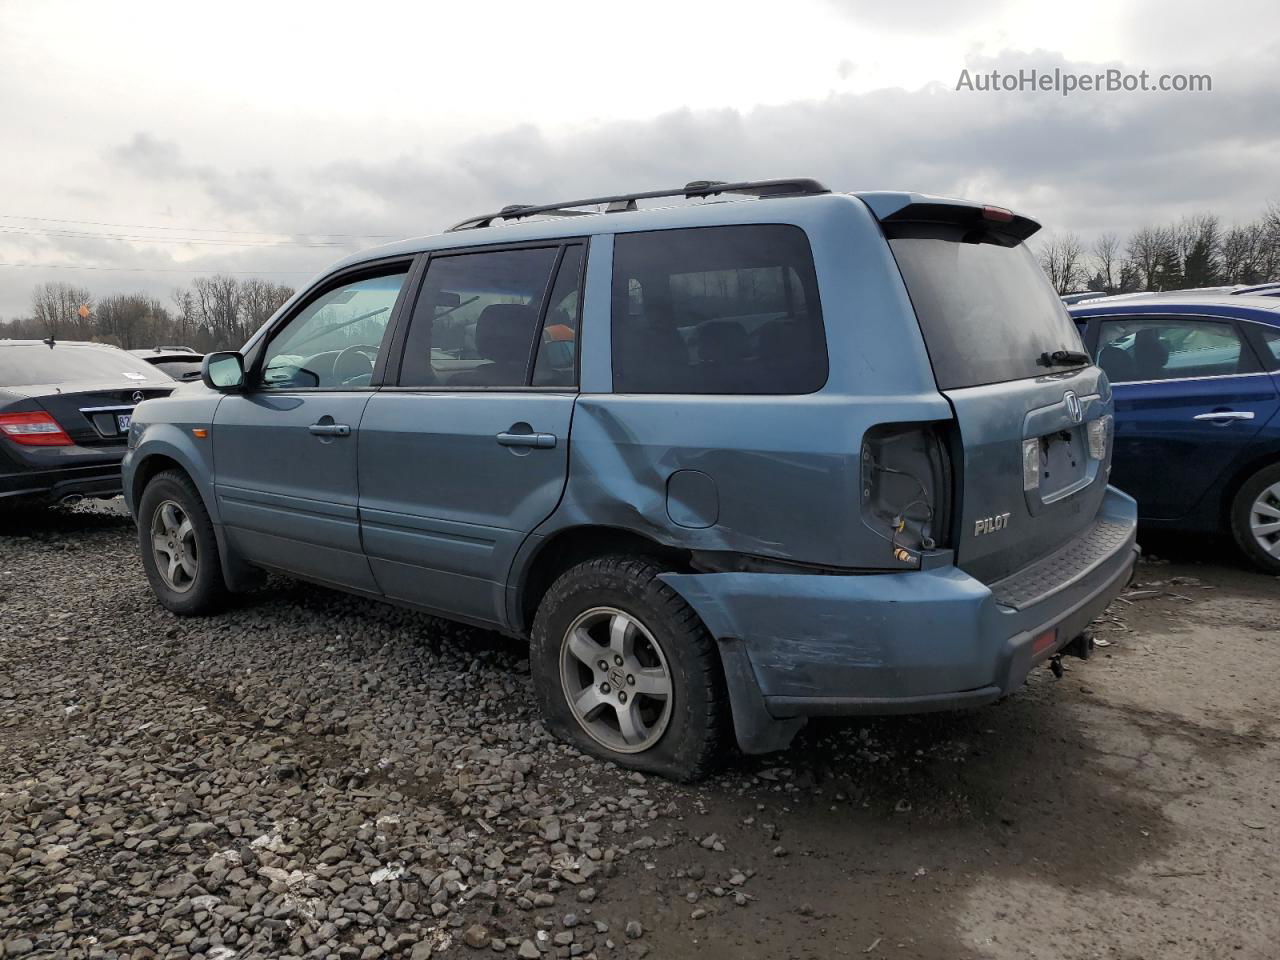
<box><xmin>1070</xmin><ymin>295</ymin><xmax>1280</xmax><ymax>573</ymax></box>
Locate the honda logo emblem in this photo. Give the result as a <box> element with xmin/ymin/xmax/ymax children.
<box><xmin>131</xmin><ymin>390</ymin><xmax>145</xmax><ymax>404</ymax></box>
<box><xmin>1063</xmin><ymin>390</ymin><xmax>1082</xmax><ymax>424</ymax></box>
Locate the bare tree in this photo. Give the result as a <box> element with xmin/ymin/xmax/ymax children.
<box><xmin>1126</xmin><ymin>226</ymin><xmax>1179</xmax><ymax>290</ymax></box>
<box><xmin>1091</xmin><ymin>232</ymin><xmax>1121</xmax><ymax>293</ymax></box>
<box><xmin>1038</xmin><ymin>232</ymin><xmax>1085</xmax><ymax>294</ymax></box>
<box><xmin>31</xmin><ymin>282</ymin><xmax>93</xmax><ymax>340</ymax></box>
<box><xmin>171</xmin><ymin>287</ymin><xmax>197</xmax><ymax>345</ymax></box>
<box><xmin>97</xmin><ymin>294</ymin><xmax>167</xmax><ymax>349</ymax></box>
<box><xmin>193</xmin><ymin>275</ymin><xmax>245</xmax><ymax>346</ymax></box>
<box><xmin>239</xmin><ymin>279</ymin><xmax>294</xmax><ymax>339</ymax></box>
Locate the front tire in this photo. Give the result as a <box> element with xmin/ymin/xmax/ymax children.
<box><xmin>138</xmin><ymin>470</ymin><xmax>227</xmax><ymax>615</ymax></box>
<box><xmin>1230</xmin><ymin>462</ymin><xmax>1280</xmax><ymax>575</ymax></box>
<box><xmin>531</xmin><ymin>556</ymin><xmax>727</xmax><ymax>781</ymax></box>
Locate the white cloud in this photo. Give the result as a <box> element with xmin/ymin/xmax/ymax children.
<box><xmin>0</xmin><ymin>0</ymin><xmax>1277</xmax><ymax>318</ymax></box>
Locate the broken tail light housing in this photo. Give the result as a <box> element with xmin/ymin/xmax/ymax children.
<box><xmin>861</xmin><ymin>422</ymin><xmax>953</xmax><ymax>567</ymax></box>
<box><xmin>0</xmin><ymin>411</ymin><xmax>73</xmax><ymax>446</ymax></box>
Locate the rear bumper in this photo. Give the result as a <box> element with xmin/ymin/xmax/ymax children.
<box><xmin>661</xmin><ymin>485</ymin><xmax>1138</xmax><ymax>753</ymax></box>
<box><xmin>0</xmin><ymin>453</ymin><xmax>125</xmax><ymax>505</ymax></box>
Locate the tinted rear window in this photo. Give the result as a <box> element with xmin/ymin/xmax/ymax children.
<box><xmin>0</xmin><ymin>345</ymin><xmax>173</xmax><ymax>387</ymax></box>
<box><xmin>611</xmin><ymin>225</ymin><xmax>827</xmax><ymax>394</ymax></box>
<box><xmin>889</xmin><ymin>231</ymin><xmax>1084</xmax><ymax>390</ymax></box>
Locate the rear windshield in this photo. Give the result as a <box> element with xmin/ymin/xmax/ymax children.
<box><xmin>0</xmin><ymin>345</ymin><xmax>173</xmax><ymax>387</ymax></box>
<box><xmin>889</xmin><ymin>232</ymin><xmax>1085</xmax><ymax>390</ymax></box>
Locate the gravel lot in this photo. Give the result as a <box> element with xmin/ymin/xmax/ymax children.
<box><xmin>2</xmin><ymin>503</ymin><xmax>1278</xmax><ymax>960</ymax></box>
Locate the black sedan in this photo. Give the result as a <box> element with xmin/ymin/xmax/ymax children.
<box><xmin>1</xmin><ymin>340</ymin><xmax>174</xmax><ymax>507</ymax></box>
<box><xmin>130</xmin><ymin>345</ymin><xmax>206</xmax><ymax>382</ymax></box>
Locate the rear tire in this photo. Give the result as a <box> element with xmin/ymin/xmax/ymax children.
<box><xmin>531</xmin><ymin>555</ymin><xmax>727</xmax><ymax>782</ymax></box>
<box><xmin>1230</xmin><ymin>462</ymin><xmax>1280</xmax><ymax>575</ymax></box>
<box><xmin>138</xmin><ymin>469</ymin><xmax>227</xmax><ymax>615</ymax></box>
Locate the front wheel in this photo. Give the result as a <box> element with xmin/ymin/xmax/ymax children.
<box><xmin>531</xmin><ymin>556</ymin><xmax>727</xmax><ymax>781</ymax></box>
<box><xmin>137</xmin><ymin>470</ymin><xmax>227</xmax><ymax>615</ymax></box>
<box><xmin>1230</xmin><ymin>462</ymin><xmax>1280</xmax><ymax>575</ymax></box>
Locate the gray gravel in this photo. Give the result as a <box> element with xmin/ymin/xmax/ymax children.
<box><xmin>5</xmin><ymin>503</ymin><xmax>1279</xmax><ymax>960</ymax></box>
<box><xmin>0</xmin><ymin>505</ymin><xmax>670</xmax><ymax>959</ymax></box>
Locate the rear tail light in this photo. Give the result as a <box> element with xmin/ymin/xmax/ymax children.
<box><xmin>861</xmin><ymin>422</ymin><xmax>953</xmax><ymax>567</ymax></box>
<box><xmin>0</xmin><ymin>411</ymin><xmax>73</xmax><ymax>446</ymax></box>
<box><xmin>1022</xmin><ymin>438</ymin><xmax>1041</xmax><ymax>490</ymax></box>
<box><xmin>1087</xmin><ymin>415</ymin><xmax>1112</xmax><ymax>461</ymax></box>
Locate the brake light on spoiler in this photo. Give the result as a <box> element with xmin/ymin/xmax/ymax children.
<box><xmin>0</xmin><ymin>411</ymin><xmax>73</xmax><ymax>446</ymax></box>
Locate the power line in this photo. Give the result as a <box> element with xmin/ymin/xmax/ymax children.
<box><xmin>0</xmin><ymin>212</ymin><xmax>398</xmax><ymax>240</ymax></box>
<box><xmin>0</xmin><ymin>224</ymin><xmax>356</xmax><ymax>248</ymax></box>
<box><xmin>0</xmin><ymin>260</ymin><xmax>316</xmax><ymax>274</ymax></box>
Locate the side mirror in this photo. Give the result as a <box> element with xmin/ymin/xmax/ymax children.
<box><xmin>202</xmin><ymin>351</ymin><xmax>246</xmax><ymax>391</ymax></box>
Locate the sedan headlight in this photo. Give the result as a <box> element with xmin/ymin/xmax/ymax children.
<box><xmin>1087</xmin><ymin>415</ymin><xmax>1112</xmax><ymax>461</ymax></box>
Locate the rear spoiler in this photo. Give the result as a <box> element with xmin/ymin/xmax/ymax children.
<box><xmin>855</xmin><ymin>191</ymin><xmax>1041</xmax><ymax>244</ymax></box>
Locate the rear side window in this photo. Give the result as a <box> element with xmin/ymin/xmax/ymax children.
<box><xmin>1095</xmin><ymin>317</ymin><xmax>1258</xmax><ymax>383</ymax></box>
<box><xmin>889</xmin><ymin>229</ymin><xmax>1084</xmax><ymax>390</ymax></box>
<box><xmin>611</xmin><ymin>225</ymin><xmax>827</xmax><ymax>394</ymax></box>
<box><xmin>1260</xmin><ymin>327</ymin><xmax>1280</xmax><ymax>365</ymax></box>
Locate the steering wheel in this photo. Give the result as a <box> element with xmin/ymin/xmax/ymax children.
<box><xmin>333</xmin><ymin>344</ymin><xmax>378</xmax><ymax>385</ymax></box>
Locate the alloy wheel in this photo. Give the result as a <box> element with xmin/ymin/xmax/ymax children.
<box><xmin>559</xmin><ymin>606</ymin><xmax>673</xmax><ymax>754</ymax></box>
<box><xmin>150</xmin><ymin>499</ymin><xmax>198</xmax><ymax>593</ymax></box>
<box><xmin>1249</xmin><ymin>481</ymin><xmax>1280</xmax><ymax>558</ymax></box>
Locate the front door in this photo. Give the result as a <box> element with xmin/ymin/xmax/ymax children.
<box><xmin>1095</xmin><ymin>315</ymin><xmax>1279</xmax><ymax>519</ymax></box>
<box><xmin>213</xmin><ymin>264</ymin><xmax>413</xmax><ymax>590</ymax></box>
<box><xmin>358</xmin><ymin>242</ymin><xmax>585</xmax><ymax>626</ymax></box>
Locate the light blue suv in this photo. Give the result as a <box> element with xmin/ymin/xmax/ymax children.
<box><xmin>123</xmin><ymin>178</ymin><xmax>1138</xmax><ymax>780</ymax></box>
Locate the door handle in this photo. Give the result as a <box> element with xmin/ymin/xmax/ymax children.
<box><xmin>309</xmin><ymin>422</ymin><xmax>352</xmax><ymax>436</ymax></box>
<box><xmin>496</xmin><ymin>431</ymin><xmax>556</xmax><ymax>449</ymax></box>
<box><xmin>1193</xmin><ymin>411</ymin><xmax>1255</xmax><ymax>422</ymax></box>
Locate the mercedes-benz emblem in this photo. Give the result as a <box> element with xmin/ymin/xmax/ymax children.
<box><xmin>131</xmin><ymin>390</ymin><xmax>145</xmax><ymax>404</ymax></box>
<box><xmin>1063</xmin><ymin>390</ymin><xmax>1083</xmax><ymax>424</ymax></box>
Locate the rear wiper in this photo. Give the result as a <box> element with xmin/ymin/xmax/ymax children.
<box><xmin>1038</xmin><ymin>349</ymin><xmax>1092</xmax><ymax>368</ymax></box>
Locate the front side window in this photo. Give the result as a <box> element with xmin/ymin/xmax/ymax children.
<box><xmin>611</xmin><ymin>224</ymin><xmax>827</xmax><ymax>394</ymax></box>
<box><xmin>259</xmin><ymin>268</ymin><xmax>409</xmax><ymax>390</ymax></box>
<box><xmin>399</xmin><ymin>246</ymin><xmax>560</xmax><ymax>388</ymax></box>
<box><xmin>1095</xmin><ymin>317</ymin><xmax>1258</xmax><ymax>384</ymax></box>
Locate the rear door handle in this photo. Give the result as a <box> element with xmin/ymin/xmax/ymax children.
<box><xmin>1193</xmin><ymin>411</ymin><xmax>1255</xmax><ymax>422</ymax></box>
<box><xmin>309</xmin><ymin>422</ymin><xmax>352</xmax><ymax>436</ymax></box>
<box><xmin>496</xmin><ymin>431</ymin><xmax>556</xmax><ymax>449</ymax></box>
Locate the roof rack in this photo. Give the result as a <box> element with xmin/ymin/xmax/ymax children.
<box><xmin>447</xmin><ymin>178</ymin><xmax>830</xmax><ymax>232</ymax></box>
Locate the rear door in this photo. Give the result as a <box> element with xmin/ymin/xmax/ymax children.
<box><xmin>357</xmin><ymin>242</ymin><xmax>584</xmax><ymax>626</ymax></box>
<box><xmin>212</xmin><ymin>262</ymin><xmax>413</xmax><ymax>591</ymax></box>
<box><xmin>1092</xmin><ymin>314</ymin><xmax>1278</xmax><ymax>519</ymax></box>
<box><xmin>886</xmin><ymin>220</ymin><xmax>1112</xmax><ymax>584</ymax></box>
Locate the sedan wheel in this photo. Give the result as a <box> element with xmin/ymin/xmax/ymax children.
<box><xmin>1249</xmin><ymin>480</ymin><xmax>1280</xmax><ymax>559</ymax></box>
<box><xmin>150</xmin><ymin>499</ymin><xmax>198</xmax><ymax>593</ymax></box>
<box><xmin>559</xmin><ymin>605</ymin><xmax>673</xmax><ymax>755</ymax></box>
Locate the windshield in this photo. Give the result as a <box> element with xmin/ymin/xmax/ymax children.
<box><xmin>0</xmin><ymin>345</ymin><xmax>174</xmax><ymax>387</ymax></box>
<box><xmin>889</xmin><ymin>234</ymin><xmax>1085</xmax><ymax>390</ymax></box>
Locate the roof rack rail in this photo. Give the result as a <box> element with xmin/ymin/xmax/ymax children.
<box><xmin>447</xmin><ymin>178</ymin><xmax>830</xmax><ymax>231</ymax></box>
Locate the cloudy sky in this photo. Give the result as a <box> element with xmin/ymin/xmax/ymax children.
<box><xmin>1</xmin><ymin>0</ymin><xmax>1277</xmax><ymax>318</ymax></box>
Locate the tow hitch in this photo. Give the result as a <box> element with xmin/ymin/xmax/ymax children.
<box><xmin>1048</xmin><ymin>634</ymin><xmax>1095</xmax><ymax>679</ymax></box>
